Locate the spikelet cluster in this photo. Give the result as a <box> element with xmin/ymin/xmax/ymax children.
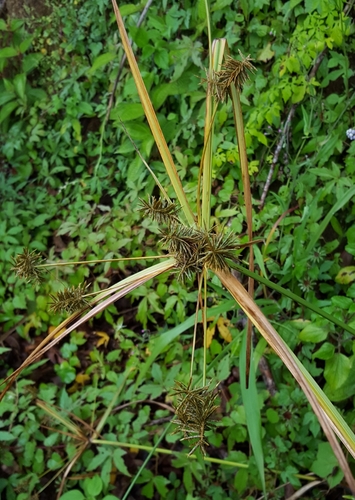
<box><xmin>49</xmin><ymin>283</ymin><xmax>90</xmax><ymax>314</ymax></box>
<box><xmin>209</xmin><ymin>52</ymin><xmax>256</xmax><ymax>102</ymax></box>
<box><xmin>11</xmin><ymin>248</ymin><xmax>44</xmax><ymax>284</ymax></box>
<box><xmin>140</xmin><ymin>195</ymin><xmax>241</xmax><ymax>280</ymax></box>
<box><xmin>139</xmin><ymin>196</ymin><xmax>180</xmax><ymax>225</ymax></box>
<box><xmin>172</xmin><ymin>381</ymin><xmax>219</xmax><ymax>456</ymax></box>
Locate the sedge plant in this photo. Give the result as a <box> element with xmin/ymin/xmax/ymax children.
<box><xmin>2</xmin><ymin>1</ymin><xmax>355</xmax><ymax>497</ymax></box>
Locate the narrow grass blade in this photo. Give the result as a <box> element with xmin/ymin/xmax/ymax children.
<box><xmin>240</xmin><ymin>330</ymin><xmax>266</xmax><ymax>494</ymax></box>
<box><xmin>215</xmin><ymin>268</ymin><xmax>355</xmax><ymax>492</ymax></box>
<box><xmin>111</xmin><ymin>0</ymin><xmax>195</xmax><ymax>226</ymax></box>
<box><xmin>36</xmin><ymin>400</ymin><xmax>84</xmax><ymax>438</ymax></box>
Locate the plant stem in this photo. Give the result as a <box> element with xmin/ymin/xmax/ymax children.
<box><xmin>202</xmin><ymin>269</ymin><xmax>208</xmax><ymax>386</ymax></box>
<box><xmin>37</xmin><ymin>254</ymin><xmax>171</xmax><ymax>268</ymax></box>
<box><xmin>93</xmin><ymin>437</ymin><xmax>248</xmax><ymax>468</ymax></box>
<box><xmin>190</xmin><ymin>274</ymin><xmax>203</xmax><ymax>380</ymax></box>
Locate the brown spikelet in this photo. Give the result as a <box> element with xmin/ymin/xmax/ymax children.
<box><xmin>211</xmin><ymin>51</ymin><xmax>256</xmax><ymax>102</ymax></box>
<box><xmin>49</xmin><ymin>283</ymin><xmax>90</xmax><ymax>314</ymax></box>
<box><xmin>200</xmin><ymin>231</ymin><xmax>240</xmax><ymax>271</ymax></box>
<box><xmin>139</xmin><ymin>196</ymin><xmax>180</xmax><ymax>225</ymax></box>
<box><xmin>171</xmin><ymin>380</ymin><xmax>219</xmax><ymax>456</ymax></box>
<box><xmin>11</xmin><ymin>248</ymin><xmax>44</xmax><ymax>284</ymax></box>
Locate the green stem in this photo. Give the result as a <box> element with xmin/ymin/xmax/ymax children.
<box><xmin>37</xmin><ymin>254</ymin><xmax>171</xmax><ymax>268</ymax></box>
<box><xmin>121</xmin><ymin>423</ymin><xmax>172</xmax><ymax>500</ymax></box>
<box><xmin>92</xmin><ymin>437</ymin><xmax>248</xmax><ymax>468</ymax></box>
<box><xmin>202</xmin><ymin>269</ymin><xmax>208</xmax><ymax>386</ymax></box>
<box><xmin>190</xmin><ymin>274</ymin><xmax>204</xmax><ymax>380</ymax></box>
<box><xmin>228</xmin><ymin>259</ymin><xmax>355</xmax><ymax>337</ymax></box>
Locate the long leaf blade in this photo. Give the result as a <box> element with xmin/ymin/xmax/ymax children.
<box><xmin>111</xmin><ymin>0</ymin><xmax>195</xmax><ymax>225</ymax></box>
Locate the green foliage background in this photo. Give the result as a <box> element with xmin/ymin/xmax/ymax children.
<box><xmin>1</xmin><ymin>0</ymin><xmax>355</xmax><ymax>498</ymax></box>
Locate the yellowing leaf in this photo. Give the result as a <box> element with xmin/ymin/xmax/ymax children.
<box><xmin>129</xmin><ymin>447</ymin><xmax>139</xmax><ymax>454</ymax></box>
<box><xmin>95</xmin><ymin>331</ymin><xmax>110</xmax><ymax>347</ymax></box>
<box><xmin>217</xmin><ymin>317</ymin><xmax>232</xmax><ymax>343</ymax></box>
<box><xmin>75</xmin><ymin>373</ymin><xmax>90</xmax><ymax>385</ymax></box>
<box><xmin>257</xmin><ymin>42</ymin><xmax>275</xmax><ymax>62</ymax></box>
<box><xmin>23</xmin><ymin>313</ymin><xmax>42</xmax><ymax>339</ymax></box>
<box><xmin>206</xmin><ymin>325</ymin><xmax>216</xmax><ymax>348</ymax></box>
<box><xmin>335</xmin><ymin>266</ymin><xmax>355</xmax><ymax>285</ymax></box>
<box><xmin>67</xmin><ymin>382</ymin><xmax>79</xmax><ymax>394</ymax></box>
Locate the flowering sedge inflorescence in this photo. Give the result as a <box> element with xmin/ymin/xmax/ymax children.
<box><xmin>139</xmin><ymin>197</ymin><xmax>241</xmax><ymax>280</ymax></box>
<box><xmin>206</xmin><ymin>51</ymin><xmax>256</xmax><ymax>103</ymax></box>
<box><xmin>11</xmin><ymin>248</ymin><xmax>45</xmax><ymax>285</ymax></box>
<box><xmin>12</xmin><ymin>248</ymin><xmax>91</xmax><ymax>314</ymax></box>
<box><xmin>171</xmin><ymin>380</ymin><xmax>219</xmax><ymax>456</ymax></box>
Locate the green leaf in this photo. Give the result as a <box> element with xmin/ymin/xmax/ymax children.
<box><xmin>154</xmin><ymin>50</ymin><xmax>169</xmax><ymax>69</ymax></box>
<box><xmin>266</xmin><ymin>408</ymin><xmax>279</xmax><ymax>424</ymax></box>
<box><xmin>135</xmin><ymin>300</ymin><xmax>236</xmax><ymax>387</ymax></box>
<box><xmin>83</xmin><ymin>476</ymin><xmax>103</xmax><ymax>497</ymax></box>
<box><xmin>324</xmin><ymin>354</ymin><xmax>351</xmax><ymax>391</ymax></box>
<box><xmin>130</xmin><ymin>26</ymin><xmax>149</xmax><ymax>48</ymax></box>
<box><xmin>19</xmin><ymin>37</ymin><xmax>33</xmax><ymax>53</ymax></box>
<box><xmin>240</xmin><ymin>331</ymin><xmax>265</xmax><ymax>495</ymax></box>
<box><xmin>0</xmin><ymin>100</ymin><xmax>18</xmax><ymax>124</ymax></box>
<box><xmin>311</xmin><ymin>442</ymin><xmax>339</xmax><ymax>478</ymax></box>
<box><xmin>235</xmin><ymin>468</ymin><xmax>248</xmax><ymax>493</ymax></box>
<box><xmin>0</xmin><ymin>431</ymin><xmax>15</xmax><ymax>441</ymax></box>
<box><xmin>0</xmin><ymin>90</ymin><xmax>15</xmax><ymax>106</ymax></box>
<box><xmin>281</xmin><ymin>85</ymin><xmax>292</xmax><ymax>103</ymax></box>
<box><xmin>55</xmin><ymin>362</ymin><xmax>76</xmax><ymax>384</ymax></box>
<box><xmin>31</xmin><ymin>213</ymin><xmax>51</xmax><ymax>227</ymax></box>
<box><xmin>257</xmin><ymin>42</ymin><xmax>275</xmax><ymax>62</ymax></box>
<box><xmin>299</xmin><ymin>324</ymin><xmax>328</xmax><ymax>343</ymax></box>
<box><xmin>22</xmin><ymin>53</ymin><xmax>43</xmax><ymax>73</ymax></box>
<box><xmin>312</xmin><ymin>342</ymin><xmax>335</xmax><ymax>361</ymax></box>
<box><xmin>331</xmin><ymin>296</ymin><xmax>353</xmax><ymax>309</ymax></box>
<box><xmin>87</xmin><ymin>449</ymin><xmax>110</xmax><ymax>471</ymax></box>
<box><xmin>291</xmin><ymin>84</ymin><xmax>306</xmax><ymax>103</ymax></box>
<box><xmin>89</xmin><ymin>52</ymin><xmax>116</xmax><ymax>74</ymax></box>
<box><xmin>113</xmin><ymin>449</ymin><xmax>130</xmax><ymax>476</ymax></box>
<box><xmin>59</xmin><ymin>490</ymin><xmax>85</xmax><ymax>500</ymax></box>
<box><xmin>0</xmin><ymin>47</ymin><xmax>18</xmax><ymax>58</ymax></box>
<box><xmin>13</xmin><ymin>73</ymin><xmax>26</xmax><ymax>100</ymax></box>
<box><xmin>142</xmin><ymin>480</ymin><xmax>154</xmax><ymax>499</ymax></box>
<box><xmin>13</xmin><ymin>294</ymin><xmax>27</xmax><ymax>309</ymax></box>
<box><xmin>217</xmin><ymin>354</ymin><xmax>230</xmax><ymax>380</ymax></box>
<box><xmin>110</xmin><ymin>102</ymin><xmax>145</xmax><ymax>122</ymax></box>
<box><xmin>153</xmin><ymin>476</ymin><xmax>169</xmax><ymax>497</ymax></box>
<box><xmin>286</xmin><ymin>56</ymin><xmax>300</xmax><ymax>73</ymax></box>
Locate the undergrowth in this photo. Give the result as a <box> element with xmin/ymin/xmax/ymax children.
<box><xmin>1</xmin><ymin>0</ymin><xmax>355</xmax><ymax>499</ymax></box>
